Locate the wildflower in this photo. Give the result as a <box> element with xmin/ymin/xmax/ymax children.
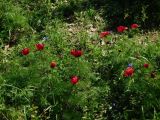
<box><xmin>100</xmin><ymin>31</ymin><xmax>110</xmax><ymax>38</ymax></box>
<box><xmin>143</xmin><ymin>63</ymin><xmax>149</xmax><ymax>68</ymax></box>
<box><xmin>70</xmin><ymin>49</ymin><xmax>83</xmax><ymax>57</ymax></box>
<box><xmin>131</xmin><ymin>24</ymin><xmax>139</xmax><ymax>29</ymax></box>
<box><xmin>50</xmin><ymin>61</ymin><xmax>56</xmax><ymax>68</ymax></box>
<box><xmin>117</xmin><ymin>26</ymin><xmax>128</xmax><ymax>32</ymax></box>
<box><xmin>71</xmin><ymin>76</ymin><xmax>79</xmax><ymax>85</ymax></box>
<box><xmin>21</xmin><ymin>48</ymin><xmax>30</xmax><ymax>55</ymax></box>
<box><xmin>43</xmin><ymin>36</ymin><xmax>49</xmax><ymax>41</ymax></box>
<box><xmin>123</xmin><ymin>67</ymin><xmax>134</xmax><ymax>77</ymax></box>
<box><xmin>36</xmin><ymin>43</ymin><xmax>44</xmax><ymax>50</ymax></box>
<box><xmin>128</xmin><ymin>63</ymin><xmax>133</xmax><ymax>67</ymax></box>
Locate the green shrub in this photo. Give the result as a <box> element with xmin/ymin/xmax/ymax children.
<box><xmin>0</xmin><ymin>20</ymin><xmax>110</xmax><ymax>119</ymax></box>
<box><xmin>1</xmin><ymin>0</ymin><xmax>160</xmax><ymax>119</ymax></box>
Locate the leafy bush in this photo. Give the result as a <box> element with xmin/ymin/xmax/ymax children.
<box><xmin>0</xmin><ymin>19</ymin><xmax>110</xmax><ymax>119</ymax></box>
<box><xmin>52</xmin><ymin>0</ymin><xmax>160</xmax><ymax>29</ymax></box>
<box><xmin>0</xmin><ymin>0</ymin><xmax>30</xmax><ymax>44</ymax></box>
<box><xmin>93</xmin><ymin>0</ymin><xmax>160</xmax><ymax>29</ymax></box>
<box><xmin>1</xmin><ymin>0</ymin><xmax>160</xmax><ymax>120</ymax></box>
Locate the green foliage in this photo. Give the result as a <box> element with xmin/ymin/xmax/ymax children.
<box><xmin>1</xmin><ymin>0</ymin><xmax>160</xmax><ymax>120</ymax></box>
<box><xmin>102</xmin><ymin>0</ymin><xmax>160</xmax><ymax>28</ymax></box>
<box><xmin>0</xmin><ymin>0</ymin><xmax>30</xmax><ymax>44</ymax></box>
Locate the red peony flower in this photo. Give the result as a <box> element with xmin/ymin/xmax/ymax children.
<box><xmin>70</xmin><ymin>49</ymin><xmax>83</xmax><ymax>57</ymax></box>
<box><xmin>123</xmin><ymin>67</ymin><xmax>134</xmax><ymax>77</ymax></box>
<box><xmin>100</xmin><ymin>31</ymin><xmax>110</xmax><ymax>38</ymax></box>
<box><xmin>70</xmin><ymin>49</ymin><xmax>75</xmax><ymax>55</ymax></box>
<box><xmin>36</xmin><ymin>43</ymin><xmax>44</xmax><ymax>50</ymax></box>
<box><xmin>143</xmin><ymin>63</ymin><xmax>149</xmax><ymax>68</ymax></box>
<box><xmin>50</xmin><ymin>61</ymin><xmax>56</xmax><ymax>68</ymax></box>
<box><xmin>21</xmin><ymin>48</ymin><xmax>30</xmax><ymax>55</ymax></box>
<box><xmin>117</xmin><ymin>26</ymin><xmax>128</xmax><ymax>32</ymax></box>
<box><xmin>71</xmin><ymin>76</ymin><xmax>79</xmax><ymax>85</ymax></box>
<box><xmin>131</xmin><ymin>24</ymin><xmax>139</xmax><ymax>29</ymax></box>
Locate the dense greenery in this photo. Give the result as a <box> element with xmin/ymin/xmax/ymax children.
<box><xmin>0</xmin><ymin>0</ymin><xmax>160</xmax><ymax>119</ymax></box>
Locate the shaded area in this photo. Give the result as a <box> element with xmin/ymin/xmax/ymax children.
<box><xmin>52</xmin><ymin>0</ymin><xmax>160</xmax><ymax>29</ymax></box>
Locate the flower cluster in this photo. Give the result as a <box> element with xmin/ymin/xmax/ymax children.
<box><xmin>99</xmin><ymin>23</ymin><xmax>139</xmax><ymax>38</ymax></box>
<box><xmin>20</xmin><ymin>23</ymin><xmax>146</xmax><ymax>84</ymax></box>
<box><xmin>123</xmin><ymin>63</ymin><xmax>151</xmax><ymax>78</ymax></box>
<box><xmin>98</xmin><ymin>23</ymin><xmax>154</xmax><ymax>79</ymax></box>
<box><xmin>21</xmin><ymin>44</ymin><xmax>83</xmax><ymax>85</ymax></box>
<box><xmin>117</xmin><ymin>24</ymin><xmax>139</xmax><ymax>33</ymax></box>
